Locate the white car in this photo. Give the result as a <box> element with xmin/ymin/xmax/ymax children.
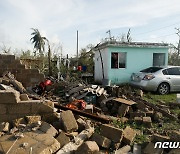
<box><xmin>130</xmin><ymin>66</ymin><xmax>180</xmax><ymax>94</ymax></box>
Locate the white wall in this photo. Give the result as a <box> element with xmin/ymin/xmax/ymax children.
<box><xmin>94</xmin><ymin>48</ymin><xmax>109</xmax><ymax>83</ymax></box>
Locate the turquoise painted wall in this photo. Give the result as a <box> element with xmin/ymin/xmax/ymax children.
<box><xmin>107</xmin><ymin>46</ymin><xmax>168</xmax><ymax>84</ymax></box>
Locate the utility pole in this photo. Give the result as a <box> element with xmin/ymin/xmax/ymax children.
<box><xmin>77</xmin><ymin>30</ymin><xmax>79</xmax><ymax>66</ymax></box>
<box><xmin>175</xmin><ymin>28</ymin><xmax>180</xmax><ymax>58</ymax></box>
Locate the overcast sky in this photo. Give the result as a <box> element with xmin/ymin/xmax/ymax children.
<box><xmin>0</xmin><ymin>0</ymin><xmax>180</xmax><ymax>57</ymax></box>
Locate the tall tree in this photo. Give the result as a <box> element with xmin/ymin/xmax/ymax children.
<box><xmin>30</xmin><ymin>28</ymin><xmax>46</xmax><ymax>56</ymax></box>
<box><xmin>30</xmin><ymin>28</ymin><xmax>52</xmax><ymax>75</ymax></box>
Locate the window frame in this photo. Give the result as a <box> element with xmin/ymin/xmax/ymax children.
<box><xmin>111</xmin><ymin>52</ymin><xmax>127</xmax><ymax>69</ymax></box>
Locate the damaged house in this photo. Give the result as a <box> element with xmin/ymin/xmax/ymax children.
<box><xmin>94</xmin><ymin>41</ymin><xmax>169</xmax><ymax>85</ymax></box>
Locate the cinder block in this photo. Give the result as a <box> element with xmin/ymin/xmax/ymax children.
<box><xmin>20</xmin><ymin>94</ymin><xmax>29</xmax><ymax>101</ymax></box>
<box><xmin>7</xmin><ymin>103</ymin><xmax>32</xmax><ymax>114</ymax></box>
<box><xmin>31</xmin><ymin>102</ymin><xmax>54</xmax><ymax>114</ymax></box>
<box><xmin>0</xmin><ymin>104</ymin><xmax>7</xmax><ymax>114</ymax></box>
<box><xmin>122</xmin><ymin>126</ymin><xmax>136</xmax><ymax>145</ymax></box>
<box><xmin>61</xmin><ymin>110</ymin><xmax>78</xmax><ymax>133</ymax></box>
<box><xmin>0</xmin><ymin>90</ymin><xmax>20</xmax><ymax>104</ymax></box>
<box><xmin>0</xmin><ymin>55</ymin><xmax>15</xmax><ymax>60</ymax></box>
<box><xmin>91</xmin><ymin>133</ymin><xmax>111</xmax><ymax>149</ymax></box>
<box><xmin>39</xmin><ymin>122</ymin><xmax>58</xmax><ymax>137</ymax></box>
<box><xmin>118</xmin><ymin>104</ymin><xmax>129</xmax><ymax>117</ymax></box>
<box><xmin>41</xmin><ymin>113</ymin><xmax>59</xmax><ymax>124</ymax></box>
<box><xmin>100</xmin><ymin>124</ymin><xmax>123</xmax><ymax>143</ymax></box>
<box><xmin>0</xmin><ymin>114</ymin><xmax>26</xmax><ymax>122</ymax></box>
<box><xmin>143</xmin><ymin>117</ymin><xmax>152</xmax><ymax>127</ymax></box>
<box><xmin>56</xmin><ymin>131</ymin><xmax>70</xmax><ymax>147</ymax></box>
<box><xmin>75</xmin><ymin>141</ymin><xmax>99</xmax><ymax>154</ymax></box>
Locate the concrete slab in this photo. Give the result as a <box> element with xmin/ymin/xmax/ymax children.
<box><xmin>0</xmin><ymin>129</ymin><xmax>60</xmax><ymax>154</ymax></box>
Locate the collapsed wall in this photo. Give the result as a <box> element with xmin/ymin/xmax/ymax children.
<box><xmin>0</xmin><ymin>89</ymin><xmax>56</xmax><ymax>122</ymax></box>
<box><xmin>0</xmin><ymin>54</ymin><xmax>45</xmax><ymax>88</ymax></box>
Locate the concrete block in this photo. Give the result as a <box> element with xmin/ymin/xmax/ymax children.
<box><xmin>39</xmin><ymin>122</ymin><xmax>58</xmax><ymax>137</ymax></box>
<box><xmin>56</xmin><ymin>131</ymin><xmax>70</xmax><ymax>148</ymax></box>
<box><xmin>7</xmin><ymin>103</ymin><xmax>32</xmax><ymax>114</ymax></box>
<box><xmin>100</xmin><ymin>124</ymin><xmax>123</xmax><ymax>143</ymax></box>
<box><xmin>25</xmin><ymin>116</ymin><xmax>41</xmax><ymax>124</ymax></box>
<box><xmin>146</xmin><ymin>111</ymin><xmax>154</xmax><ymax>117</ymax></box>
<box><xmin>91</xmin><ymin>133</ymin><xmax>111</xmax><ymax>149</ymax></box>
<box><xmin>0</xmin><ymin>130</ymin><xmax>60</xmax><ymax>154</ymax></box>
<box><xmin>41</xmin><ymin>112</ymin><xmax>59</xmax><ymax>124</ymax></box>
<box><xmin>0</xmin><ymin>54</ymin><xmax>15</xmax><ymax>60</ymax></box>
<box><xmin>0</xmin><ymin>114</ymin><xmax>26</xmax><ymax>122</ymax></box>
<box><xmin>0</xmin><ymin>90</ymin><xmax>20</xmax><ymax>104</ymax></box>
<box><xmin>143</xmin><ymin>117</ymin><xmax>152</xmax><ymax>127</ymax></box>
<box><xmin>31</xmin><ymin>102</ymin><xmax>54</xmax><ymax>114</ymax></box>
<box><xmin>61</xmin><ymin>110</ymin><xmax>78</xmax><ymax>133</ymax></box>
<box><xmin>77</xmin><ymin>118</ymin><xmax>86</xmax><ymax>131</ymax></box>
<box><xmin>43</xmin><ymin>100</ymin><xmax>54</xmax><ymax>108</ymax></box>
<box><xmin>75</xmin><ymin>141</ymin><xmax>99</xmax><ymax>154</ymax></box>
<box><xmin>0</xmin><ymin>104</ymin><xmax>7</xmax><ymax>114</ymax></box>
<box><xmin>122</xmin><ymin>126</ymin><xmax>136</xmax><ymax>145</ymax></box>
<box><xmin>134</xmin><ymin>117</ymin><xmax>143</xmax><ymax>124</ymax></box>
<box><xmin>20</xmin><ymin>94</ymin><xmax>29</xmax><ymax>101</ymax></box>
<box><xmin>115</xmin><ymin>145</ymin><xmax>131</xmax><ymax>154</ymax></box>
<box><xmin>118</xmin><ymin>104</ymin><xmax>129</xmax><ymax>117</ymax></box>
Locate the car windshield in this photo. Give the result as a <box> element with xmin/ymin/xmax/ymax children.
<box><xmin>140</xmin><ymin>67</ymin><xmax>163</xmax><ymax>73</ymax></box>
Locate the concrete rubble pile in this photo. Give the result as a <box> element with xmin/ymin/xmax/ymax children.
<box><xmin>0</xmin><ymin>72</ymin><xmax>179</xmax><ymax>154</ymax></box>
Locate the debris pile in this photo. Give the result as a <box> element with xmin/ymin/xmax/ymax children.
<box><xmin>0</xmin><ymin>71</ymin><xmax>179</xmax><ymax>153</ymax></box>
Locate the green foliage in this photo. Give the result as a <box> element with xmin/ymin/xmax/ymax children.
<box><xmin>20</xmin><ymin>50</ymin><xmax>33</xmax><ymax>59</ymax></box>
<box><xmin>78</xmin><ymin>44</ymin><xmax>94</xmax><ymax>73</ymax></box>
<box><xmin>134</xmin><ymin>134</ymin><xmax>149</xmax><ymax>144</ymax></box>
<box><xmin>168</xmin><ymin>50</ymin><xmax>180</xmax><ymax>66</ymax></box>
<box><xmin>30</xmin><ymin>28</ymin><xmax>47</xmax><ymax>56</ymax></box>
<box><xmin>143</xmin><ymin>92</ymin><xmax>176</xmax><ymax>104</ymax></box>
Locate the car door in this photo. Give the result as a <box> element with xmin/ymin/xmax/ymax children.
<box><xmin>163</xmin><ymin>67</ymin><xmax>180</xmax><ymax>91</ymax></box>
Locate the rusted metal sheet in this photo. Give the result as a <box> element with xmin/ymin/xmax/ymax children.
<box><xmin>54</xmin><ymin>103</ymin><xmax>110</xmax><ymax>123</ymax></box>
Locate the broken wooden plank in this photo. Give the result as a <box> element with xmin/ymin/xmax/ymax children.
<box><xmin>54</xmin><ymin>103</ymin><xmax>110</xmax><ymax>123</ymax></box>
<box><xmin>113</xmin><ymin>97</ymin><xmax>136</xmax><ymax>105</ymax></box>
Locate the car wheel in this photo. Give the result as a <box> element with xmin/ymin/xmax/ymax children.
<box><xmin>157</xmin><ymin>83</ymin><xmax>170</xmax><ymax>95</ymax></box>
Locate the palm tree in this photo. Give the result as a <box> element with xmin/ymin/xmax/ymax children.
<box><xmin>30</xmin><ymin>28</ymin><xmax>52</xmax><ymax>75</ymax></box>
<box><xmin>30</xmin><ymin>28</ymin><xmax>46</xmax><ymax>56</ymax></box>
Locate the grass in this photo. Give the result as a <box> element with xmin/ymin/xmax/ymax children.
<box><xmin>143</xmin><ymin>92</ymin><xmax>177</xmax><ymax>104</ymax></box>
<box><xmin>111</xmin><ymin>91</ymin><xmax>179</xmax><ymax>144</ymax></box>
